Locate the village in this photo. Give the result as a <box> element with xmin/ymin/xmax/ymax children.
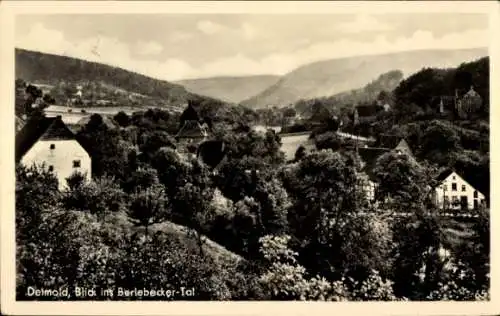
<box><xmin>16</xmin><ymin>83</ymin><xmax>487</xmax><ymax>216</ymax></box>
<box><xmin>12</xmin><ymin>10</ymin><xmax>491</xmax><ymax>304</ymax></box>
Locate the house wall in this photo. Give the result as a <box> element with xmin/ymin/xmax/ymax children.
<box><xmin>434</xmin><ymin>172</ymin><xmax>485</xmax><ymax>210</ymax></box>
<box><xmin>21</xmin><ymin>139</ymin><xmax>91</xmax><ymax>190</ymax></box>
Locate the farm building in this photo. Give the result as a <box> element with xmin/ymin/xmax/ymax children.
<box><xmin>16</xmin><ymin>115</ymin><xmax>92</xmax><ymax>190</ymax></box>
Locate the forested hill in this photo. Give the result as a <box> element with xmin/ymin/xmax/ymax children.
<box><xmin>393</xmin><ymin>56</ymin><xmax>490</xmax><ymax>114</ymax></box>
<box><xmin>294</xmin><ymin>69</ymin><xmax>403</xmax><ymax>116</ymax></box>
<box><xmin>241</xmin><ymin>48</ymin><xmax>487</xmax><ymax>109</ymax></box>
<box><xmin>15</xmin><ymin>48</ymin><xmax>229</xmax><ymax>109</ymax></box>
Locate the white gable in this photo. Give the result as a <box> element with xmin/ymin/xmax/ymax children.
<box><xmin>21</xmin><ymin>139</ymin><xmax>92</xmax><ymax>190</ymax></box>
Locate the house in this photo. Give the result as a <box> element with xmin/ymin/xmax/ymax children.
<box><xmin>433</xmin><ymin>169</ymin><xmax>486</xmax><ymax>210</ymax></box>
<box><xmin>16</xmin><ymin>115</ymin><xmax>92</xmax><ymax>190</ymax></box>
<box><xmin>435</xmin><ymin>86</ymin><xmax>483</xmax><ymax>119</ymax></box>
<box><xmin>352</xmin><ymin>136</ymin><xmax>418</xmax><ymax>204</ymax></box>
<box><xmin>175</xmin><ymin>101</ymin><xmax>210</xmax><ymax>152</ymax></box>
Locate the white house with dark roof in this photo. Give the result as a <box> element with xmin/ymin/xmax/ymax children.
<box><xmin>433</xmin><ymin>169</ymin><xmax>486</xmax><ymax>210</ymax></box>
<box><xmin>16</xmin><ymin>115</ymin><xmax>91</xmax><ymax>190</ymax></box>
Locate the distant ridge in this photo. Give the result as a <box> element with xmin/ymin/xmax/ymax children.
<box><xmin>241</xmin><ymin>48</ymin><xmax>488</xmax><ymax>109</ymax></box>
<box><xmin>176</xmin><ymin>75</ymin><xmax>281</xmax><ymax>104</ymax></box>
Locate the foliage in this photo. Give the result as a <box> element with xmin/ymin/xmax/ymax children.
<box><xmin>372</xmin><ymin>151</ymin><xmax>429</xmax><ymax>210</ymax></box>
<box><xmin>62</xmin><ymin>176</ymin><xmax>126</xmax><ymax>216</ymax></box>
<box><xmin>76</xmin><ymin>114</ymin><xmax>131</xmax><ymax>182</ymax></box>
<box><xmin>128</xmin><ymin>184</ymin><xmax>170</xmax><ymax>234</ymax></box>
<box><xmin>217</xmin><ymin>130</ymin><xmax>285</xmax><ymax>165</ymax></box>
<box><xmin>419</xmin><ymin>120</ymin><xmax>462</xmax><ymax>164</ymax></box>
<box><xmin>294</xmin><ymin>145</ymin><xmax>307</xmax><ymax>161</ymax></box>
<box><xmin>122</xmin><ymin>167</ymin><xmax>160</xmax><ymax>193</ymax></box>
<box><xmin>257</xmin><ymin>235</ymin><xmax>350</xmax><ymax>301</ymax></box>
<box><xmin>16</xmin><ymin>164</ymin><xmax>60</xmax><ymax>241</ymax></box>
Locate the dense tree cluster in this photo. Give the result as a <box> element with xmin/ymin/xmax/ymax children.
<box><xmin>15</xmin><ymin>57</ymin><xmax>490</xmax><ymax>301</ymax></box>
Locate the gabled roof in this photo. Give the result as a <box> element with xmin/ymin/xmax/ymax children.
<box><xmin>176</xmin><ymin>120</ymin><xmax>208</xmax><ymax>139</ymax></box>
<box><xmin>394</xmin><ymin>139</ymin><xmax>414</xmax><ymax>156</ymax></box>
<box><xmin>435</xmin><ymin>168</ymin><xmax>454</xmax><ymax>183</ymax></box>
<box><xmin>179</xmin><ymin>101</ymin><xmax>201</xmax><ymax>126</ymax></box>
<box><xmin>16</xmin><ymin>115</ymin><xmax>78</xmax><ymax>162</ymax></box>
<box><xmin>15</xmin><ymin>115</ymin><xmax>25</xmax><ymax>133</ymax></box>
<box><xmin>434</xmin><ymin>168</ymin><xmax>485</xmax><ymax>196</ymax></box>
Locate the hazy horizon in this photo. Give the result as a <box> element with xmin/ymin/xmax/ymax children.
<box><xmin>15</xmin><ymin>13</ymin><xmax>489</xmax><ymax>81</ymax></box>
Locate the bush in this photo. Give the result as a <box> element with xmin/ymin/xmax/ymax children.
<box><xmin>62</xmin><ymin>176</ymin><xmax>125</xmax><ymax>216</ymax></box>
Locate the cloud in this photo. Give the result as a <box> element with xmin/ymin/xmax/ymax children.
<box><xmin>170</xmin><ymin>30</ymin><xmax>194</xmax><ymax>43</ymax></box>
<box><xmin>135</xmin><ymin>40</ymin><xmax>163</xmax><ymax>56</ymax></box>
<box><xmin>240</xmin><ymin>22</ymin><xmax>257</xmax><ymax>40</ymax></box>
<box><xmin>196</xmin><ymin>20</ymin><xmax>224</xmax><ymax>35</ymax></box>
<box><xmin>336</xmin><ymin>14</ymin><xmax>392</xmax><ymax>34</ymax></box>
<box><xmin>15</xmin><ymin>23</ymin><xmax>71</xmax><ymax>56</ymax></box>
<box><xmin>180</xmin><ymin>28</ymin><xmax>488</xmax><ymax>79</ymax></box>
<box><xmin>16</xmin><ymin>23</ymin><xmax>196</xmax><ymax>81</ymax></box>
<box><xmin>15</xmin><ymin>22</ymin><xmax>488</xmax><ymax>82</ymax></box>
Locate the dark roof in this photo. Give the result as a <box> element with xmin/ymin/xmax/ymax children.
<box><xmin>197</xmin><ymin>140</ymin><xmax>227</xmax><ymax>169</ymax></box>
<box><xmin>180</xmin><ymin>102</ymin><xmax>201</xmax><ymax>126</ymax></box>
<box><xmin>357</xmin><ymin>147</ymin><xmax>390</xmax><ymax>166</ymax></box>
<box><xmin>376</xmin><ymin>134</ymin><xmax>402</xmax><ymax>149</ymax></box>
<box><xmin>355</xmin><ymin>105</ymin><xmax>384</xmax><ymax>117</ymax></box>
<box><xmin>434</xmin><ymin>168</ymin><xmax>486</xmax><ymax>196</ymax></box>
<box><xmin>435</xmin><ymin>168</ymin><xmax>454</xmax><ymax>183</ymax></box>
<box><xmin>16</xmin><ymin>115</ymin><xmax>77</xmax><ymax>162</ymax></box>
<box><xmin>176</xmin><ymin>120</ymin><xmax>208</xmax><ymax>139</ymax></box>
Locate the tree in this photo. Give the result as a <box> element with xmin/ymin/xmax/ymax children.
<box><xmin>128</xmin><ymin>184</ymin><xmax>170</xmax><ymax>237</ymax></box>
<box><xmin>285</xmin><ymin>150</ymin><xmax>365</xmax><ymax>279</ymax></box>
<box><xmin>16</xmin><ymin>164</ymin><xmax>60</xmax><ymax>242</ymax></box>
<box><xmin>294</xmin><ymin>145</ymin><xmax>307</xmax><ymax>161</ymax></box>
<box><xmin>122</xmin><ymin>167</ymin><xmax>160</xmax><ymax>194</ymax></box>
<box><xmin>314</xmin><ymin>132</ymin><xmax>342</xmax><ymax>151</ymax></box>
<box><xmin>77</xmin><ymin>114</ymin><xmax>130</xmax><ymax>182</ymax></box>
<box><xmin>176</xmin><ymin>182</ymin><xmax>215</xmax><ymax>256</ymax></box>
<box><xmin>257</xmin><ymin>235</ymin><xmax>350</xmax><ymax>301</ymax></box>
<box><xmin>372</xmin><ymin>151</ymin><xmax>429</xmax><ymax>211</ymax></box>
<box><xmin>116</xmin><ymin>231</ymin><xmax>233</xmax><ymax>300</ymax></box>
<box><xmin>173</xmin><ymin>158</ymin><xmax>215</xmax><ymax>255</ymax></box>
<box><xmin>419</xmin><ymin>120</ymin><xmax>461</xmax><ymax>164</ymax></box>
<box><xmin>62</xmin><ymin>176</ymin><xmax>125</xmax><ymax>218</ymax></box>
<box><xmin>114</xmin><ymin>111</ymin><xmax>131</xmax><ymax>127</ymax></box>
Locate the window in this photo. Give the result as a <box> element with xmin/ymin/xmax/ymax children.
<box><xmin>73</xmin><ymin>160</ymin><xmax>81</xmax><ymax>168</ymax></box>
<box><xmin>474</xmin><ymin>190</ymin><xmax>478</xmax><ymax>198</ymax></box>
<box><xmin>474</xmin><ymin>199</ymin><xmax>478</xmax><ymax>209</ymax></box>
<box><xmin>462</xmin><ymin>185</ymin><xmax>466</xmax><ymax>192</ymax></box>
<box><xmin>452</xmin><ymin>183</ymin><xmax>457</xmax><ymax>191</ymax></box>
<box><xmin>443</xmin><ymin>185</ymin><xmax>447</xmax><ymax>191</ymax></box>
<box><xmin>50</xmin><ymin>144</ymin><xmax>55</xmax><ymax>150</ymax></box>
<box><xmin>452</xmin><ymin>175</ymin><xmax>456</xmax><ymax>180</ymax></box>
<box><xmin>48</xmin><ymin>165</ymin><xmax>54</xmax><ymax>172</ymax></box>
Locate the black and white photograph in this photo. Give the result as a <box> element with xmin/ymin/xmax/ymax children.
<box><xmin>1</xmin><ymin>1</ymin><xmax>498</xmax><ymax>315</ymax></box>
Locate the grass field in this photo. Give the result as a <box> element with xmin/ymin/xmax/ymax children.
<box><xmin>280</xmin><ymin>133</ymin><xmax>315</xmax><ymax>161</ymax></box>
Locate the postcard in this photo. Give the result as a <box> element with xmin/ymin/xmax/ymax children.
<box><xmin>1</xmin><ymin>1</ymin><xmax>499</xmax><ymax>315</ymax></box>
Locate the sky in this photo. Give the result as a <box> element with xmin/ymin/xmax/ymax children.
<box><xmin>15</xmin><ymin>13</ymin><xmax>489</xmax><ymax>81</ymax></box>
